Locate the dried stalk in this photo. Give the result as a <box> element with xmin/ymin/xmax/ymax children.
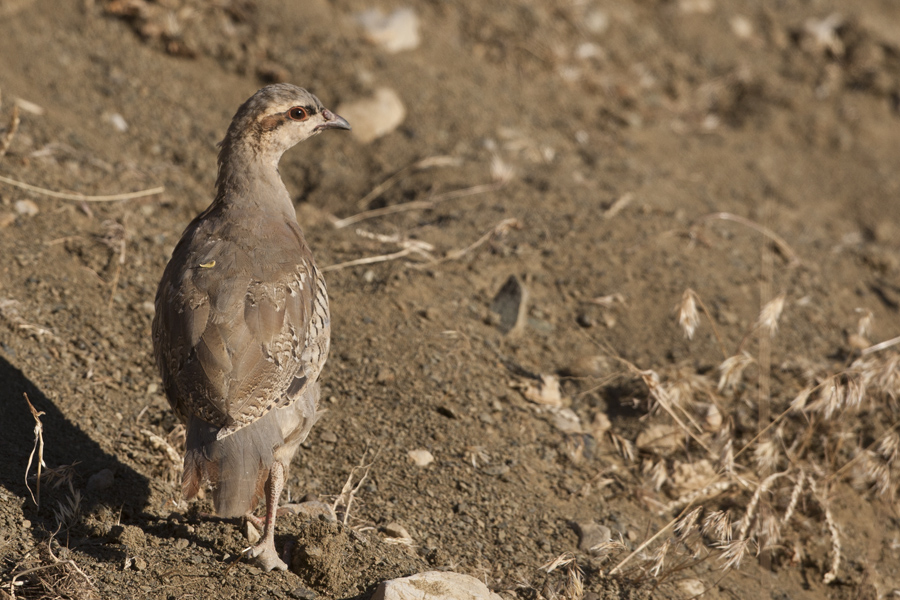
<box><xmin>0</xmin><ymin>173</ymin><xmax>164</xmax><ymax>201</ymax></box>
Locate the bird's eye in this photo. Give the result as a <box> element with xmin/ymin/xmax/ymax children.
<box><xmin>288</xmin><ymin>107</ymin><xmax>309</xmax><ymax>121</ymax></box>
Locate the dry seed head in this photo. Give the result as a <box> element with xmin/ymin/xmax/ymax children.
<box><xmin>540</xmin><ymin>552</ymin><xmax>576</xmax><ymax>574</ymax></box>
<box><xmin>677</xmin><ymin>289</ymin><xmax>701</xmax><ymax>340</ymax></box>
<box><xmin>753</xmin><ymin>438</ymin><xmax>781</xmax><ymax>473</ymax></box>
<box><xmin>782</xmin><ymin>470</ymin><xmax>805</xmax><ymax>527</ymax></box>
<box><xmin>759</xmin><ymin>512</ymin><xmax>782</xmax><ymax>551</ymax></box>
<box><xmin>702</xmin><ymin>510</ymin><xmax>733</xmax><ymax>542</ymax></box>
<box><xmin>845</xmin><ymin>377</ymin><xmax>865</xmax><ymax>410</ymax></box>
<box><xmin>818</xmin><ymin>376</ymin><xmax>845</xmax><ymax>420</ymax></box>
<box><xmin>649</xmin><ymin>539</ymin><xmax>670</xmax><ymax>577</ymax></box>
<box><xmin>862</xmin><ymin>453</ymin><xmax>892</xmax><ymax>497</ymax></box>
<box><xmin>790</xmin><ymin>386</ymin><xmax>813</xmax><ymax>413</ymax></box>
<box><xmin>877</xmin><ymin>355</ymin><xmax>900</xmax><ymax>400</ymax></box>
<box><xmin>651</xmin><ymin>459</ymin><xmax>668</xmax><ymax>490</ymax></box>
<box><xmin>855</xmin><ymin>308</ymin><xmax>874</xmax><ymax>338</ymax></box>
<box><xmin>817</xmin><ymin>485</ymin><xmax>841</xmax><ymax>584</ymax></box>
<box><xmin>718</xmin><ymin>440</ymin><xmax>735</xmax><ymax>474</ymax></box>
<box><xmin>757</xmin><ymin>294</ymin><xmax>786</xmax><ymax>338</ymax></box>
<box><xmin>738</xmin><ymin>472</ymin><xmax>785</xmax><ymax>541</ymax></box>
<box><xmin>703</xmin><ymin>403</ymin><xmax>723</xmax><ymax>431</ymax></box>
<box><xmin>717</xmin><ymin>538</ymin><xmax>751</xmax><ymax>571</ymax></box>
<box><xmin>490</xmin><ymin>153</ymin><xmax>515</xmax><ymax>183</ymax></box>
<box><xmin>717</xmin><ymin>352</ymin><xmax>755</xmax><ymax>392</ymax></box>
<box><xmin>564</xmin><ymin>562</ymin><xmax>585</xmax><ymax>600</ymax></box>
<box><xmin>610</xmin><ymin>432</ymin><xmax>636</xmax><ymax>462</ymax></box>
<box><xmin>674</xmin><ymin>506</ymin><xmax>703</xmax><ymax>539</ymax></box>
<box><xmin>878</xmin><ymin>431</ymin><xmax>899</xmax><ymax>463</ymax></box>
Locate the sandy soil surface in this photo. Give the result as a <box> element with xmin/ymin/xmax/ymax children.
<box><xmin>1</xmin><ymin>0</ymin><xmax>900</xmax><ymax>599</ymax></box>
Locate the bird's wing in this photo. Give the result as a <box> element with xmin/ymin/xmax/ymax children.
<box><xmin>153</xmin><ymin>218</ymin><xmax>326</xmax><ymax>438</ymax></box>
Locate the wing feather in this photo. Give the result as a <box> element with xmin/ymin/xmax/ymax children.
<box><xmin>153</xmin><ymin>216</ymin><xmax>325</xmax><ymax>437</ymax></box>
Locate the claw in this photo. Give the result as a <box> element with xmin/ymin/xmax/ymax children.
<box><xmin>248</xmin><ymin>540</ymin><xmax>288</xmax><ymax>571</ymax></box>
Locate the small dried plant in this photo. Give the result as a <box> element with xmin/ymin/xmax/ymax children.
<box><xmin>596</xmin><ymin>291</ymin><xmax>900</xmax><ymax>588</ymax></box>
<box><xmin>51</xmin><ymin>481</ymin><xmax>84</xmax><ymax>532</ymax></box>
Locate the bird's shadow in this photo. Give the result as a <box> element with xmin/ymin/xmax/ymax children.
<box><xmin>0</xmin><ymin>355</ymin><xmax>151</xmax><ymax>563</ymax></box>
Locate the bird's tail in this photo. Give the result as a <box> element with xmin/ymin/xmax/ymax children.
<box><xmin>182</xmin><ymin>409</ymin><xmax>284</xmax><ymax>518</ymax></box>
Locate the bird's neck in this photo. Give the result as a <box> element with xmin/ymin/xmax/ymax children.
<box><xmin>213</xmin><ymin>139</ymin><xmax>296</xmax><ymax>219</ymax></box>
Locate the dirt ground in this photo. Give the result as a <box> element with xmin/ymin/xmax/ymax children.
<box><xmin>1</xmin><ymin>0</ymin><xmax>900</xmax><ymax>599</ymax></box>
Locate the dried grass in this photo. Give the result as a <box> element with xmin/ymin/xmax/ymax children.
<box><xmin>8</xmin><ymin>534</ymin><xmax>95</xmax><ymax>600</ymax></box>
<box><xmin>586</xmin><ymin>282</ymin><xmax>900</xmax><ymax>590</ymax></box>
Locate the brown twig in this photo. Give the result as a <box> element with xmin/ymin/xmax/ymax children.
<box><xmin>322</xmin><ymin>247</ymin><xmax>424</xmax><ymax>272</ymax></box>
<box><xmin>0</xmin><ymin>174</ymin><xmax>164</xmax><ymax>202</ymax></box>
<box><xmin>332</xmin><ymin>452</ymin><xmax>376</xmax><ymax>526</ymax></box>
<box><xmin>24</xmin><ymin>393</ymin><xmax>45</xmax><ymax>507</ymax></box>
<box><xmin>10</xmin><ymin>530</ymin><xmax>94</xmax><ymax>597</ymax></box>
<box><xmin>0</xmin><ymin>105</ymin><xmax>20</xmax><ymax>160</ymax></box>
<box><xmin>356</xmin><ymin>155</ymin><xmax>462</xmax><ymax>209</ymax></box>
<box><xmin>416</xmin><ymin>218</ymin><xmax>521</xmax><ymax>267</ymax></box>
<box><xmin>862</xmin><ymin>334</ymin><xmax>900</xmax><ymax>355</ymax></box>
<box><xmin>322</xmin><ymin>230</ymin><xmax>435</xmax><ymax>272</ymax></box>
<box><xmin>102</xmin><ymin>220</ymin><xmax>128</xmax><ymax>312</ymax></box>
<box><xmin>609</xmin><ymin>511</ymin><xmax>684</xmax><ymax>576</ymax></box>
<box><xmin>696</xmin><ymin>212</ymin><xmax>801</xmax><ymax>267</ymax></box>
<box><xmin>332</xmin><ymin>180</ymin><xmax>505</xmax><ymax>229</ymax></box>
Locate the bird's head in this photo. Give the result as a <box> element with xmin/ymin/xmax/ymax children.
<box><xmin>222</xmin><ymin>83</ymin><xmax>351</xmax><ymax>161</ymax></box>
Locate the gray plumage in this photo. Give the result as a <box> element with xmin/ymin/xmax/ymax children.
<box><xmin>152</xmin><ymin>84</ymin><xmax>349</xmax><ymax>571</ymax></box>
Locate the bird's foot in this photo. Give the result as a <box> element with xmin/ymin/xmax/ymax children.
<box><xmin>248</xmin><ymin>539</ymin><xmax>288</xmax><ymax>572</ymax></box>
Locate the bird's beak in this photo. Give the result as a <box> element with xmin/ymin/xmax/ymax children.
<box><xmin>316</xmin><ymin>109</ymin><xmax>351</xmax><ymax>132</ymax></box>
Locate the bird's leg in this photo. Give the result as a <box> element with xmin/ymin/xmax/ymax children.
<box><xmin>247</xmin><ymin>461</ymin><xmax>288</xmax><ymax>571</ymax></box>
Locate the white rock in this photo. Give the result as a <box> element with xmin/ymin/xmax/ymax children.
<box><xmin>105</xmin><ymin>112</ymin><xmax>129</xmax><ymax>132</ymax></box>
<box><xmin>14</xmin><ymin>200</ymin><xmax>38</xmax><ymax>216</ymax></box>
<box><xmin>337</xmin><ymin>88</ymin><xmax>406</xmax><ymax>144</ymax></box>
<box><xmin>382</xmin><ymin>522</ymin><xmax>412</xmax><ymax>544</ymax></box>
<box><xmin>372</xmin><ymin>571</ymin><xmax>503</xmax><ymax>600</ymax></box>
<box><xmin>357</xmin><ymin>8</ymin><xmax>420</xmax><ymax>53</ymax></box>
<box><xmin>730</xmin><ymin>15</ymin><xmax>753</xmax><ymax>39</ymax></box>
<box><xmin>244</xmin><ymin>520</ymin><xmax>260</xmax><ymax>544</ymax></box>
<box><xmin>551</xmin><ymin>408</ymin><xmax>582</xmax><ymax>434</ymax></box>
<box><xmin>678</xmin><ymin>0</ymin><xmax>714</xmax><ymax>14</ymax></box>
<box><xmin>678</xmin><ymin>578</ymin><xmax>706</xmax><ymax>596</ymax></box>
<box><xmin>408</xmin><ymin>449</ymin><xmax>434</xmax><ymax>467</ymax></box>
<box><xmin>584</xmin><ymin>9</ymin><xmax>609</xmax><ymax>34</ymax></box>
<box><xmin>521</xmin><ymin>374</ymin><xmax>566</xmax><ymax>408</ymax></box>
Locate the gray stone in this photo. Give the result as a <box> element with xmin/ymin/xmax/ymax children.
<box><xmin>571</xmin><ymin>519</ymin><xmax>612</xmax><ymax>554</ymax></box>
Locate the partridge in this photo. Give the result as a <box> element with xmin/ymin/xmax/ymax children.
<box><xmin>152</xmin><ymin>84</ymin><xmax>350</xmax><ymax>571</ymax></box>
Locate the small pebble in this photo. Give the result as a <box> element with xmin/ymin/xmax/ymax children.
<box><xmin>245</xmin><ymin>520</ymin><xmax>260</xmax><ymax>544</ymax></box>
<box><xmin>87</xmin><ymin>468</ymin><xmax>115</xmax><ymax>494</ymax></box>
<box><xmin>356</xmin><ymin>7</ymin><xmax>420</xmax><ymax>53</ymax></box>
<box><xmin>174</xmin><ymin>538</ymin><xmax>189</xmax><ymax>550</ymax></box>
<box><xmin>105</xmin><ymin>112</ymin><xmax>129</xmax><ymax>132</ymax></box>
<box><xmin>133</xmin><ymin>557</ymin><xmax>147</xmax><ymax>571</ymax></box>
<box><xmin>337</xmin><ymin>88</ymin><xmax>406</xmax><ymax>144</ymax></box>
<box><xmin>320</xmin><ymin>430</ymin><xmax>337</xmax><ymax>444</ymax></box>
<box><xmin>290</xmin><ymin>586</ymin><xmax>317</xmax><ymax>600</ymax></box>
<box><xmin>576</xmin><ymin>313</ymin><xmax>595</xmax><ymax>328</ymax></box>
<box><xmin>407</xmin><ymin>449</ymin><xmax>434</xmax><ymax>467</ymax></box>
<box><xmin>382</xmin><ymin>522</ymin><xmax>411</xmax><ymax>541</ymax></box>
<box><xmin>571</xmin><ymin>520</ymin><xmax>612</xmax><ymax>554</ymax></box>
<box><xmin>282</xmin><ymin>500</ymin><xmax>337</xmax><ymax>522</ymax></box>
<box><xmin>14</xmin><ymin>200</ymin><xmax>39</xmax><ymax>216</ymax></box>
